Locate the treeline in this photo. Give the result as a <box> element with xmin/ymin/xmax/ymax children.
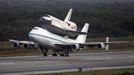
<box><xmin>0</xmin><ymin>0</ymin><xmax>134</xmax><ymax>41</ymax></box>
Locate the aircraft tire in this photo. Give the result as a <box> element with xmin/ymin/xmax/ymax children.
<box><xmin>65</xmin><ymin>51</ymin><xmax>69</xmax><ymax>57</ymax></box>
<box><xmin>60</xmin><ymin>54</ymin><xmax>64</xmax><ymax>56</ymax></box>
<box><xmin>65</xmin><ymin>54</ymin><xmax>69</xmax><ymax>57</ymax></box>
<box><xmin>43</xmin><ymin>52</ymin><xmax>47</xmax><ymax>56</ymax></box>
<box><xmin>52</xmin><ymin>53</ymin><xmax>57</xmax><ymax>56</ymax></box>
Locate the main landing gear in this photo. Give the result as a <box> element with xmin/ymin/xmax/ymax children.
<box><xmin>52</xmin><ymin>50</ymin><xmax>69</xmax><ymax>57</ymax></box>
<box><xmin>59</xmin><ymin>50</ymin><xmax>69</xmax><ymax>57</ymax></box>
<box><xmin>39</xmin><ymin>46</ymin><xmax>70</xmax><ymax>57</ymax></box>
<box><xmin>39</xmin><ymin>45</ymin><xmax>48</xmax><ymax>56</ymax></box>
<box><xmin>52</xmin><ymin>49</ymin><xmax>69</xmax><ymax>57</ymax></box>
<box><xmin>52</xmin><ymin>50</ymin><xmax>58</xmax><ymax>56</ymax></box>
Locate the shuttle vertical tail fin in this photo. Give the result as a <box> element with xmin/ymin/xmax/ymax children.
<box><xmin>64</xmin><ymin>8</ymin><xmax>73</xmax><ymax>22</ymax></box>
<box><xmin>75</xmin><ymin>23</ymin><xmax>89</xmax><ymax>43</ymax></box>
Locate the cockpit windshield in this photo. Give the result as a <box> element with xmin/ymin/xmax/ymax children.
<box><xmin>39</xmin><ymin>16</ymin><xmax>52</xmax><ymax>25</ymax></box>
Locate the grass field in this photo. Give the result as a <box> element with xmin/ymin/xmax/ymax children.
<box><xmin>32</xmin><ymin>68</ymin><xmax>134</xmax><ymax>75</ymax></box>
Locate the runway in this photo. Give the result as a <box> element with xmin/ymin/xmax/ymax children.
<box><xmin>0</xmin><ymin>51</ymin><xmax>134</xmax><ymax>75</ymax></box>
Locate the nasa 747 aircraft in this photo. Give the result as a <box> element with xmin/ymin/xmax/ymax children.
<box><xmin>9</xmin><ymin>22</ymin><xmax>107</xmax><ymax>56</ymax></box>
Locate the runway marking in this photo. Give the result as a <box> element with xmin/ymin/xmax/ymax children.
<box><xmin>128</xmin><ymin>56</ymin><xmax>134</xmax><ymax>58</ymax></box>
<box><xmin>2</xmin><ymin>66</ymin><xmax>134</xmax><ymax>75</ymax></box>
<box><xmin>71</xmin><ymin>51</ymin><xmax>134</xmax><ymax>56</ymax></box>
<box><xmin>0</xmin><ymin>62</ymin><xmax>15</xmax><ymax>65</ymax></box>
<box><xmin>71</xmin><ymin>52</ymin><xmax>113</xmax><ymax>56</ymax></box>
<box><xmin>0</xmin><ymin>55</ymin><xmax>42</xmax><ymax>59</ymax></box>
<box><xmin>85</xmin><ymin>57</ymin><xmax>113</xmax><ymax>60</ymax></box>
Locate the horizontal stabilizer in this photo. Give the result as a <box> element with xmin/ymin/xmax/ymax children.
<box><xmin>66</xmin><ymin>30</ymin><xmax>87</xmax><ymax>34</ymax></box>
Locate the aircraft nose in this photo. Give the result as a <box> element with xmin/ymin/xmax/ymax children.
<box><xmin>28</xmin><ymin>32</ymin><xmax>34</xmax><ymax>41</ymax></box>
<box><xmin>28</xmin><ymin>29</ymin><xmax>37</xmax><ymax>41</ymax></box>
<box><xmin>28</xmin><ymin>27</ymin><xmax>41</xmax><ymax>42</ymax></box>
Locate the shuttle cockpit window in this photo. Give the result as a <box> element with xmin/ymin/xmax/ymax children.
<box><xmin>39</xmin><ymin>16</ymin><xmax>52</xmax><ymax>25</ymax></box>
<box><xmin>33</xmin><ymin>27</ymin><xmax>38</xmax><ymax>30</ymax></box>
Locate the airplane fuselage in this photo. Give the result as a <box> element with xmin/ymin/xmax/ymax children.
<box><xmin>28</xmin><ymin>27</ymin><xmax>75</xmax><ymax>49</ymax></box>
<box><xmin>9</xmin><ymin>22</ymin><xmax>91</xmax><ymax>57</ymax></box>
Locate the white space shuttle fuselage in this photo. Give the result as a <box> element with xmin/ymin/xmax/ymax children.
<box><xmin>40</xmin><ymin>8</ymin><xmax>77</xmax><ymax>31</ymax></box>
<box><xmin>39</xmin><ymin>9</ymin><xmax>87</xmax><ymax>38</ymax></box>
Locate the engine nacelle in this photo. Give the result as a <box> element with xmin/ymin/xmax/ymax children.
<box><xmin>98</xmin><ymin>43</ymin><xmax>105</xmax><ymax>49</ymax></box>
<box><xmin>23</xmin><ymin>44</ymin><xmax>31</xmax><ymax>49</ymax></box>
<box><xmin>13</xmin><ymin>43</ymin><xmax>20</xmax><ymax>48</ymax></box>
<box><xmin>71</xmin><ymin>44</ymin><xmax>80</xmax><ymax>50</ymax></box>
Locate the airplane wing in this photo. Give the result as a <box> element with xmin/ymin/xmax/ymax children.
<box><xmin>79</xmin><ymin>42</ymin><xmax>105</xmax><ymax>48</ymax></box>
<box><xmin>104</xmin><ymin>41</ymin><xmax>129</xmax><ymax>44</ymax></box>
<box><xmin>80</xmin><ymin>41</ymin><xmax>131</xmax><ymax>48</ymax></box>
<box><xmin>54</xmin><ymin>42</ymin><xmax>105</xmax><ymax>50</ymax></box>
<box><xmin>54</xmin><ymin>41</ymin><xmax>131</xmax><ymax>50</ymax></box>
<box><xmin>9</xmin><ymin>39</ymin><xmax>37</xmax><ymax>49</ymax></box>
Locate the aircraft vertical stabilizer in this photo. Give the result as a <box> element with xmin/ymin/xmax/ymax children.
<box><xmin>64</xmin><ymin>8</ymin><xmax>73</xmax><ymax>22</ymax></box>
<box><xmin>76</xmin><ymin>23</ymin><xmax>89</xmax><ymax>43</ymax></box>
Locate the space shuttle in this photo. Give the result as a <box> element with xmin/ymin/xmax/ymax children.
<box><xmin>39</xmin><ymin>8</ymin><xmax>86</xmax><ymax>37</ymax></box>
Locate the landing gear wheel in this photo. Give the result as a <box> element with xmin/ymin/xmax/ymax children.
<box><xmin>52</xmin><ymin>50</ymin><xmax>58</xmax><ymax>56</ymax></box>
<box><xmin>60</xmin><ymin>54</ymin><xmax>65</xmax><ymax>56</ymax></box>
<box><xmin>39</xmin><ymin>45</ymin><xmax>48</xmax><ymax>57</ymax></box>
<box><xmin>52</xmin><ymin>53</ymin><xmax>57</xmax><ymax>56</ymax></box>
<box><xmin>43</xmin><ymin>52</ymin><xmax>47</xmax><ymax>56</ymax></box>
<box><xmin>65</xmin><ymin>54</ymin><xmax>69</xmax><ymax>57</ymax></box>
<box><xmin>65</xmin><ymin>51</ymin><xmax>69</xmax><ymax>57</ymax></box>
<box><xmin>59</xmin><ymin>51</ymin><xmax>65</xmax><ymax>57</ymax></box>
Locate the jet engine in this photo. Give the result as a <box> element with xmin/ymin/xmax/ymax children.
<box><xmin>70</xmin><ymin>44</ymin><xmax>80</xmax><ymax>50</ymax></box>
<box><xmin>98</xmin><ymin>43</ymin><xmax>105</xmax><ymax>49</ymax></box>
<box><xmin>23</xmin><ymin>44</ymin><xmax>31</xmax><ymax>49</ymax></box>
<box><xmin>13</xmin><ymin>43</ymin><xmax>20</xmax><ymax>48</ymax></box>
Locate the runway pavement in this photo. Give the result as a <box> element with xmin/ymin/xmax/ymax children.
<box><xmin>0</xmin><ymin>51</ymin><xmax>134</xmax><ymax>75</ymax></box>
